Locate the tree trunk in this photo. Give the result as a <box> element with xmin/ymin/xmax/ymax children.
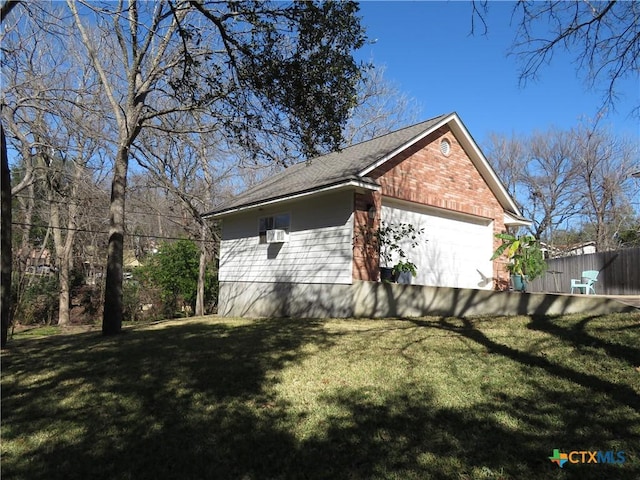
<box><xmin>57</xmin><ymin>257</ymin><xmax>71</xmax><ymax>325</ymax></box>
<box><xmin>51</xmin><ymin>155</ymin><xmax>81</xmax><ymax>327</ymax></box>
<box><xmin>55</xmin><ymin>239</ymin><xmax>76</xmax><ymax>326</ymax></box>
<box><xmin>50</xmin><ymin>199</ymin><xmax>68</xmax><ymax>326</ymax></box>
<box><xmin>1</xmin><ymin>2</ymin><xmax>19</xmax><ymax>346</ymax></box>
<box><xmin>1</xmin><ymin>2</ymin><xmax>20</xmax><ymax>347</ymax></box>
<box><xmin>1</xmin><ymin>124</ymin><xmax>12</xmax><ymax>348</ymax></box>
<box><xmin>196</xmin><ymin>221</ymin><xmax>206</xmax><ymax>317</ymax></box>
<box><xmin>102</xmin><ymin>148</ymin><xmax>128</xmax><ymax>335</ymax></box>
<box><xmin>17</xmin><ymin>181</ymin><xmax>34</xmax><ymax>280</ymax></box>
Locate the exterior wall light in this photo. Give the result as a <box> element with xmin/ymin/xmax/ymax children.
<box><xmin>367</xmin><ymin>204</ymin><xmax>377</xmax><ymax>220</ymax></box>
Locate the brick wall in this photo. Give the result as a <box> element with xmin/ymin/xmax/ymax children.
<box><xmin>356</xmin><ymin>125</ymin><xmax>509</xmax><ymax>288</ymax></box>
<box><xmin>352</xmin><ymin>191</ymin><xmax>381</xmax><ymax>281</ymax></box>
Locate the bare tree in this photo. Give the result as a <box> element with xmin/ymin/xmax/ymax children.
<box><xmin>525</xmin><ymin>129</ymin><xmax>582</xmax><ymax>242</ymax></box>
<box><xmin>487</xmin><ymin>123</ymin><xmax>639</xmax><ymax>251</ymax></box>
<box><xmin>342</xmin><ymin>66</ymin><xmax>422</xmax><ymax>146</ymax></box>
<box><xmin>44</xmin><ymin>146</ymin><xmax>105</xmax><ymax>326</ymax></box>
<box><xmin>472</xmin><ymin>1</ymin><xmax>639</xmax><ymax>116</ymax></box>
<box><xmin>486</xmin><ymin>129</ymin><xmax>581</xmax><ymax>243</ymax></box>
<box><xmin>66</xmin><ymin>1</ymin><xmax>192</xmax><ymax>334</ymax></box>
<box><xmin>6</xmin><ymin>1</ymin><xmax>366</xmax><ymax>332</ymax></box>
<box><xmin>572</xmin><ymin>119</ymin><xmax>639</xmax><ymax>251</ymax></box>
<box><xmin>2</xmin><ymin>0</ymin><xmax>26</xmax><ymax>347</ymax></box>
<box><xmin>3</xmin><ymin>6</ymin><xmax>62</xmax><ymax>329</ymax></box>
<box><xmin>132</xmin><ymin>112</ymin><xmax>238</xmax><ymax>316</ymax></box>
<box><xmin>485</xmin><ymin>133</ymin><xmax>524</xmax><ymax>199</ymax></box>
<box><xmin>512</xmin><ymin>1</ymin><xmax>639</xmax><ymax>115</ymax></box>
<box><xmin>64</xmin><ymin>0</ymin><xmax>366</xmax><ymax>334</ymax></box>
<box><xmin>2</xmin><ymin>10</ymin><xmax>108</xmax><ymax>326</ymax></box>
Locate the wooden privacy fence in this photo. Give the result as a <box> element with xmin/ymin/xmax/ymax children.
<box><xmin>527</xmin><ymin>247</ymin><xmax>640</xmax><ymax>295</ymax></box>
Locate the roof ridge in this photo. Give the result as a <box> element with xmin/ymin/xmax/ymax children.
<box><xmin>279</xmin><ymin>113</ymin><xmax>451</xmax><ymax>173</ymax></box>
<box><xmin>337</xmin><ymin>112</ymin><xmax>450</xmax><ymax>152</ymax></box>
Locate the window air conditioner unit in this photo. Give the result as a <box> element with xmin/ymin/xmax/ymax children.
<box><xmin>266</xmin><ymin>229</ymin><xmax>289</xmax><ymax>243</ymax></box>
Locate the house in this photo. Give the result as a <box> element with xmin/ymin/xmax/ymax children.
<box><xmin>204</xmin><ymin>112</ymin><xmax>529</xmax><ymax>318</ymax></box>
<box><xmin>22</xmin><ymin>247</ymin><xmax>55</xmax><ymax>276</ymax></box>
<box><xmin>543</xmin><ymin>241</ymin><xmax>597</xmax><ymax>259</ymax></box>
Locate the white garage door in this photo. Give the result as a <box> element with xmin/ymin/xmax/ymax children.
<box><xmin>382</xmin><ymin>200</ymin><xmax>494</xmax><ymax>289</ymax></box>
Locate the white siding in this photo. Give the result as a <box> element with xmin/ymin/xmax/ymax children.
<box><xmin>382</xmin><ymin>200</ymin><xmax>494</xmax><ymax>290</ymax></box>
<box><xmin>219</xmin><ymin>190</ymin><xmax>354</xmax><ymax>284</ymax></box>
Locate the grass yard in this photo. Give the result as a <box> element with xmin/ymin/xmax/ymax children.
<box><xmin>1</xmin><ymin>312</ymin><xmax>639</xmax><ymax>479</ymax></box>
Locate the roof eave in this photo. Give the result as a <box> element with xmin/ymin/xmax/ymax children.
<box><xmin>503</xmin><ymin>211</ymin><xmax>532</xmax><ymax>228</ymax></box>
<box><xmin>203</xmin><ymin>179</ymin><xmax>381</xmax><ymax>219</ymax></box>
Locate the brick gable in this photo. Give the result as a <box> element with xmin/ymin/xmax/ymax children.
<box><xmin>372</xmin><ymin>126</ymin><xmax>502</xmax><ymax>218</ymax></box>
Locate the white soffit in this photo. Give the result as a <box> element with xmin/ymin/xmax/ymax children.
<box><xmin>504</xmin><ymin>211</ymin><xmax>532</xmax><ymax>227</ymax></box>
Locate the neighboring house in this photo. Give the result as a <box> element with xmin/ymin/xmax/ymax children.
<box><xmin>565</xmin><ymin>242</ymin><xmax>597</xmax><ymax>256</ymax></box>
<box><xmin>543</xmin><ymin>241</ymin><xmax>597</xmax><ymax>258</ymax></box>
<box><xmin>124</xmin><ymin>249</ymin><xmax>142</xmax><ymax>269</ymax></box>
<box><xmin>204</xmin><ymin>112</ymin><xmax>529</xmax><ymax>317</ymax></box>
<box><xmin>23</xmin><ymin>247</ymin><xmax>55</xmax><ymax>276</ymax></box>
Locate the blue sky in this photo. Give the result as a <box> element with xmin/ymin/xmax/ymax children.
<box><xmin>355</xmin><ymin>1</ymin><xmax>639</xmax><ymax>146</ymax></box>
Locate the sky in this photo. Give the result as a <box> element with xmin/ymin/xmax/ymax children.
<box><xmin>355</xmin><ymin>1</ymin><xmax>639</xmax><ymax>147</ymax></box>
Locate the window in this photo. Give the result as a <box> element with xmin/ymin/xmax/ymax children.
<box><xmin>259</xmin><ymin>213</ymin><xmax>290</xmax><ymax>244</ymax></box>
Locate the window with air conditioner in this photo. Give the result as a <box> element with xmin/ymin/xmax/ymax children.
<box><xmin>266</xmin><ymin>229</ymin><xmax>289</xmax><ymax>243</ymax></box>
<box><xmin>259</xmin><ymin>213</ymin><xmax>290</xmax><ymax>244</ymax></box>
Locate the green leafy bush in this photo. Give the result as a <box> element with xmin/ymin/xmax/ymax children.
<box><xmin>140</xmin><ymin>239</ymin><xmax>216</xmax><ymax>318</ymax></box>
<box><xmin>122</xmin><ymin>281</ymin><xmax>142</xmax><ymax>322</ymax></box>
<box><xmin>491</xmin><ymin>233</ymin><xmax>547</xmax><ymax>285</ymax></box>
<box><xmin>13</xmin><ymin>275</ymin><xmax>59</xmax><ymax>325</ymax></box>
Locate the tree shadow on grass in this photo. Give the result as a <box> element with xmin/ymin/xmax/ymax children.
<box><xmin>1</xmin><ymin>318</ymin><xmax>338</xmax><ymax>480</ymax></box>
<box><xmin>401</xmin><ymin>316</ymin><xmax>639</xmax><ymax>478</ymax></box>
<box><xmin>528</xmin><ymin>313</ymin><xmax>640</xmax><ymax>366</ymax></box>
<box><xmin>2</xmin><ymin>316</ymin><xmax>639</xmax><ymax>480</ymax></box>
<box><xmin>295</xmin><ymin>383</ymin><xmax>638</xmax><ymax>480</ymax></box>
<box><xmin>408</xmin><ymin>317</ymin><xmax>640</xmax><ymax>411</ymax></box>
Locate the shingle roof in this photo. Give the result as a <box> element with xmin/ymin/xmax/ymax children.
<box><xmin>206</xmin><ymin>113</ymin><xmax>449</xmax><ymax>216</ymax></box>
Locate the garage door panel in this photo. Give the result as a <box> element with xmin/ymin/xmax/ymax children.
<box><xmin>381</xmin><ymin>202</ymin><xmax>493</xmax><ymax>290</ymax></box>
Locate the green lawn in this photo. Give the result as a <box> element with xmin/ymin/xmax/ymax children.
<box><xmin>2</xmin><ymin>313</ymin><xmax>639</xmax><ymax>479</ymax></box>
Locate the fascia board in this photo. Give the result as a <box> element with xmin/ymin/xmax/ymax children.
<box><xmin>449</xmin><ymin>116</ymin><xmax>523</xmax><ymax>217</ymax></box>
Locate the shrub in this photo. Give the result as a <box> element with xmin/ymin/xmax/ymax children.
<box><xmin>140</xmin><ymin>239</ymin><xmax>201</xmax><ymax>318</ymax></box>
<box><xmin>122</xmin><ymin>281</ymin><xmax>142</xmax><ymax>322</ymax></box>
<box><xmin>13</xmin><ymin>275</ymin><xmax>59</xmax><ymax>325</ymax></box>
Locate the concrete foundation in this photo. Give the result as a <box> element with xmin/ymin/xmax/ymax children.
<box><xmin>219</xmin><ymin>280</ymin><xmax>638</xmax><ymax>319</ymax></box>
<box><xmin>352</xmin><ymin>281</ymin><xmax>637</xmax><ymax>317</ymax></box>
<box><xmin>218</xmin><ymin>281</ymin><xmax>354</xmax><ymax>318</ymax></box>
